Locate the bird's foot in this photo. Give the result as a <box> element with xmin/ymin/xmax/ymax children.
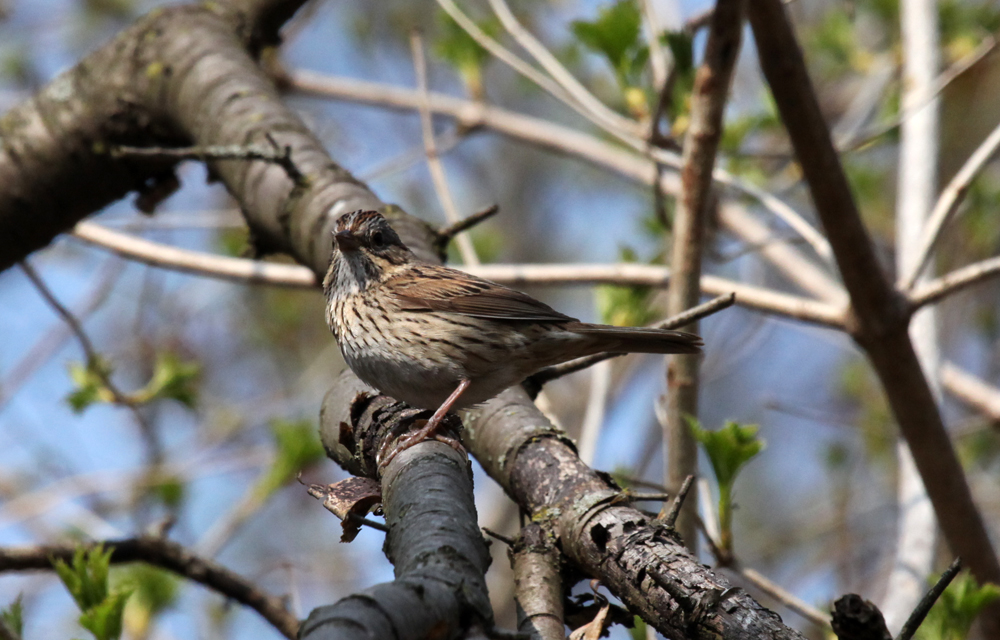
<box><xmin>377</xmin><ymin>416</ymin><xmax>465</xmax><ymax>472</ymax></box>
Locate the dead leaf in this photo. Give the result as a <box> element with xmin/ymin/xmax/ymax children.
<box><xmin>308</xmin><ymin>477</ymin><xmax>382</xmax><ymax>542</ymax></box>
<box><xmin>569</xmin><ymin>601</ymin><xmax>610</xmax><ymax>640</ymax></box>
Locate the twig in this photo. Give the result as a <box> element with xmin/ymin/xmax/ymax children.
<box><xmin>894</xmin><ymin>558</ymin><xmax>962</xmax><ymax>640</ymax></box>
<box><xmin>528</xmin><ymin>293</ymin><xmax>738</xmax><ymax>387</ymax></box>
<box><xmin>482</xmin><ymin>527</ymin><xmax>516</xmax><ymax>546</ymax></box>
<box><xmin>346</xmin><ymin>513</ymin><xmax>389</xmax><ymax>533</ymax></box>
<box><xmin>941</xmin><ymin>362</ymin><xmax>1000</xmax><ymax>422</ymax></box>
<box><xmin>657</xmin><ymin>474</ymin><xmax>694</xmax><ymax>528</ymax></box>
<box><xmin>18</xmin><ymin>260</ymin><xmax>162</xmax><ymax>463</ymax></box>
<box><xmin>0</xmin><ymin>536</ymin><xmax>299</xmax><ymax>639</ymax></box>
<box><xmin>291</xmin><ymin>70</ymin><xmax>836</xmax><ymax>263</ymax></box>
<box><xmin>435</xmin><ymin>204</ymin><xmax>500</xmax><ymax>252</ymax></box>
<box><xmin>486</xmin><ymin>0</ymin><xmax>644</xmax><ymax>138</ymax></box>
<box><xmin>849</xmin><ymin>36</ymin><xmax>997</xmax><ymax>152</ymax></box>
<box><xmin>111</xmin><ymin>142</ymin><xmax>303</xmax><ymax>184</ymax></box>
<box><xmin>410</xmin><ymin>30</ymin><xmax>479</xmax><ymax>266</ymax></box>
<box><xmin>908</xmin><ymin>255</ymin><xmax>1000</xmax><ymax>309</ymax></box>
<box><xmin>69</xmin><ymin>223</ymin><xmax>846</xmax><ymax>326</ymax></box>
<box><xmin>0</xmin><ymin>258</ymin><xmax>121</xmax><ymax>411</ymax></box>
<box><xmin>900</xmin><ymin>117</ymin><xmax>1000</xmax><ymax>291</ymax></box>
<box><xmin>740</xmin><ymin>567</ymin><xmax>830</xmax><ymax>629</ymax></box>
<box><xmin>71</xmin><ymin>221</ymin><xmax>318</xmax><ymax>287</ymax></box>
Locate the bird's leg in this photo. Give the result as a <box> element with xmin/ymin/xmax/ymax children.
<box><xmin>378</xmin><ymin>379</ymin><xmax>470</xmax><ymax>470</ymax></box>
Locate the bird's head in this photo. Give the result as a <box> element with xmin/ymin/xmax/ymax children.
<box><xmin>323</xmin><ymin>210</ymin><xmax>413</xmax><ymax>297</ymax></box>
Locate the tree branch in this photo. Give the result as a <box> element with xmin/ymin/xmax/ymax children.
<box><xmin>661</xmin><ymin>0</ymin><xmax>747</xmax><ymax>549</ymax></box>
<box><xmin>0</xmin><ymin>536</ymin><xmax>299</xmax><ymax>639</ymax></box>
<box><xmin>69</xmin><ymin>222</ymin><xmax>845</xmax><ymax>326</ymax></box>
<box><xmin>511</xmin><ymin>523</ymin><xmax>565</xmax><ymax>640</ymax></box>
<box><xmin>747</xmin><ymin>3</ymin><xmax>1000</xmax><ymax>626</ymax></box>
<box><xmin>308</xmin><ymin>376</ymin><xmax>494</xmax><ymax>639</ymax></box>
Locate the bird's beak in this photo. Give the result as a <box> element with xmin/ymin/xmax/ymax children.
<box><xmin>334</xmin><ymin>230</ymin><xmax>361</xmax><ymax>252</ymax></box>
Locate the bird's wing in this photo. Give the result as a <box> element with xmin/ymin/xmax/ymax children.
<box><xmin>390</xmin><ymin>264</ymin><xmax>577</xmax><ymax>323</ymax></box>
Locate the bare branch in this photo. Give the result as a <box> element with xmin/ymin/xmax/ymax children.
<box><xmin>410</xmin><ymin>30</ymin><xmax>479</xmax><ymax>266</ymax></box>
<box><xmin>740</xmin><ymin>567</ymin><xmax>830</xmax><ymax>629</ymax></box>
<box><xmin>748</xmin><ymin>1</ymin><xmax>1000</xmax><ymax>617</ymax></box>
<box><xmin>900</xmin><ymin>118</ymin><xmax>1000</xmax><ymax>291</ymax></box>
<box><xmin>941</xmin><ymin>362</ymin><xmax>1000</xmax><ymax>422</ymax></box>
<box><xmin>71</xmin><ymin>221</ymin><xmax>317</xmax><ymax>287</ymax></box>
<box><xmin>895</xmin><ymin>558</ymin><xmax>962</xmax><ymax>640</ymax></box>
<box><xmin>908</xmin><ymin>255</ymin><xmax>1000</xmax><ymax>309</ymax></box>
<box><xmin>291</xmin><ymin>71</ymin><xmax>839</xmax><ymax>284</ymax></box>
<box><xmin>435</xmin><ymin>204</ymin><xmax>500</xmax><ymax>251</ymax></box>
<box><xmin>0</xmin><ymin>536</ymin><xmax>299</xmax><ymax>639</ymax></box>
<box><xmin>19</xmin><ymin>260</ymin><xmax>162</xmax><ymax>463</ymax></box>
<box><xmin>486</xmin><ymin>0</ymin><xmax>644</xmax><ymax>137</ymax></box>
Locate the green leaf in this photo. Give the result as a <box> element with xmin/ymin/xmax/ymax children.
<box><xmin>255</xmin><ymin>419</ymin><xmax>325</xmax><ymax>500</ymax></box>
<box><xmin>434</xmin><ymin>10</ymin><xmax>500</xmax><ymax>96</ymax></box>
<box><xmin>690</xmin><ymin>420</ymin><xmax>764</xmax><ymax>552</ymax></box>
<box><xmin>690</xmin><ymin>420</ymin><xmax>764</xmax><ymax>489</ymax></box>
<box><xmin>662</xmin><ymin>31</ymin><xmax>694</xmax><ymax>121</ymax></box>
<box><xmin>53</xmin><ymin>546</ymin><xmax>113</xmax><ymax>611</ymax></box>
<box><xmin>571</xmin><ymin>0</ymin><xmax>649</xmax><ymax>88</ymax></box>
<box><xmin>79</xmin><ymin>589</ymin><xmax>131</xmax><ymax>640</ymax></box>
<box><xmin>65</xmin><ymin>358</ymin><xmax>114</xmax><ymax>413</ymax></box>
<box><xmin>135</xmin><ymin>351</ymin><xmax>201</xmax><ymax>408</ymax></box>
<box><xmin>916</xmin><ymin>571</ymin><xmax>1000</xmax><ymax>640</ymax></box>
<box><xmin>1</xmin><ymin>595</ymin><xmax>24</xmax><ymax>637</ymax></box>
<box><xmin>113</xmin><ymin>565</ymin><xmax>178</xmax><ymax>638</ymax></box>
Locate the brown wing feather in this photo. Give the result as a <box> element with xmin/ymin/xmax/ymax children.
<box><xmin>390</xmin><ymin>264</ymin><xmax>577</xmax><ymax>323</ymax></box>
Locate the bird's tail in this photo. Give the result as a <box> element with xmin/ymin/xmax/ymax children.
<box><xmin>569</xmin><ymin>323</ymin><xmax>703</xmax><ymax>355</ymax></box>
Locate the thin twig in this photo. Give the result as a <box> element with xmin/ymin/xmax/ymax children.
<box><xmin>849</xmin><ymin>36</ymin><xmax>997</xmax><ymax>152</ymax></box>
<box><xmin>435</xmin><ymin>204</ymin><xmax>500</xmax><ymax>251</ymax></box>
<box><xmin>410</xmin><ymin>30</ymin><xmax>479</xmax><ymax>266</ymax></box>
<box><xmin>111</xmin><ymin>142</ymin><xmax>303</xmax><ymax>183</ymax></box>
<box><xmin>901</xmin><ymin>117</ymin><xmax>1000</xmax><ymax>291</ymax></box>
<box><xmin>529</xmin><ymin>293</ymin><xmax>737</xmax><ymax>387</ymax></box>
<box><xmin>291</xmin><ymin>70</ymin><xmax>835</xmax><ymax>263</ymax></box>
<box><xmin>0</xmin><ymin>536</ymin><xmax>299</xmax><ymax>639</ymax></box>
<box><xmin>739</xmin><ymin>567</ymin><xmax>831</xmax><ymax>629</ymax></box>
<box><xmin>657</xmin><ymin>474</ymin><xmax>694</xmax><ymax>528</ymax></box>
<box><xmin>19</xmin><ymin>261</ymin><xmax>161</xmax><ymax>462</ymax></box>
<box><xmin>486</xmin><ymin>0</ymin><xmax>645</xmax><ymax>138</ymax></box>
<box><xmin>894</xmin><ymin>558</ymin><xmax>962</xmax><ymax>640</ymax></box>
<box><xmin>909</xmin><ymin>255</ymin><xmax>1000</xmax><ymax>309</ymax></box>
<box><xmin>482</xmin><ymin>527</ymin><xmax>516</xmax><ymax>546</ymax></box>
<box><xmin>941</xmin><ymin>362</ymin><xmax>1000</xmax><ymax>422</ymax></box>
<box><xmin>69</xmin><ymin>224</ymin><xmax>846</xmax><ymax>326</ymax></box>
<box><xmin>639</xmin><ymin>0</ymin><xmax>668</xmax><ymax>92</ymax></box>
<box><xmin>346</xmin><ymin>513</ymin><xmax>389</xmax><ymax>533</ymax></box>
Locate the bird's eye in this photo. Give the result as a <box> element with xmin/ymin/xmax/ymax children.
<box><xmin>370</xmin><ymin>231</ymin><xmax>385</xmax><ymax>249</ymax></box>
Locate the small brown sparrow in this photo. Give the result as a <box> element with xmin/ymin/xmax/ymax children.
<box><xmin>324</xmin><ymin>210</ymin><xmax>702</xmax><ymax>466</ymax></box>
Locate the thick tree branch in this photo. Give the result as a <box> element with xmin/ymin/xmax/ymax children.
<box><xmin>0</xmin><ymin>536</ymin><xmax>299</xmax><ymax>639</ymax></box>
<box><xmin>747</xmin><ymin>3</ymin><xmax>1000</xmax><ymax>626</ymax></box>
<box><xmin>309</xmin><ymin>376</ymin><xmax>494</xmax><ymax>640</ymax></box>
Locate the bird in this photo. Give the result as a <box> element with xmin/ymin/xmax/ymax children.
<box><xmin>323</xmin><ymin>210</ymin><xmax>703</xmax><ymax>466</ymax></box>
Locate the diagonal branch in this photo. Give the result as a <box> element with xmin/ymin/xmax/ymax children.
<box><xmin>747</xmin><ymin>2</ymin><xmax>1000</xmax><ymax>633</ymax></box>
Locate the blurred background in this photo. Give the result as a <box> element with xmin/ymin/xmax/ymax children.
<box><xmin>1</xmin><ymin>0</ymin><xmax>1000</xmax><ymax>638</ymax></box>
